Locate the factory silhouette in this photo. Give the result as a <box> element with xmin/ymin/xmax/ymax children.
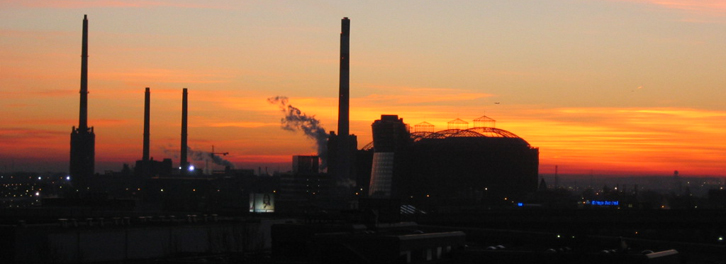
<box><xmin>1</xmin><ymin>15</ymin><xmax>725</xmax><ymax>264</ymax></box>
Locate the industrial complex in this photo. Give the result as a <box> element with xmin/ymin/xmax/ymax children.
<box><xmin>0</xmin><ymin>15</ymin><xmax>724</xmax><ymax>264</ymax></box>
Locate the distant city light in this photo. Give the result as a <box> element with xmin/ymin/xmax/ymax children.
<box><xmin>188</xmin><ymin>165</ymin><xmax>195</xmax><ymax>172</ymax></box>
<box><xmin>591</xmin><ymin>200</ymin><xmax>619</xmax><ymax>206</ymax></box>
<box><xmin>66</xmin><ymin>176</ymin><xmax>71</xmax><ymax>181</ymax></box>
<box><xmin>35</xmin><ymin>192</ymin><xmax>39</xmax><ymax>196</ymax></box>
<box><xmin>719</xmin><ymin>236</ymin><xmax>723</xmax><ymax>241</ymax></box>
<box><xmin>37</xmin><ymin>177</ymin><xmax>41</xmax><ymax>180</ymax></box>
<box><xmin>517</xmin><ymin>203</ymin><xmax>523</xmax><ymax>207</ymax></box>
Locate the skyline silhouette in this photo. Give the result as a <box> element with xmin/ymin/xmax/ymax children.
<box><xmin>0</xmin><ymin>1</ymin><xmax>724</xmax><ymax>177</ymax></box>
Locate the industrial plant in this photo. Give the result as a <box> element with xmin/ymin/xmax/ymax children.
<box><xmin>365</xmin><ymin>114</ymin><xmax>539</xmax><ymax>212</ymax></box>
<box><xmin>1</xmin><ymin>15</ymin><xmax>724</xmax><ymax>264</ymax></box>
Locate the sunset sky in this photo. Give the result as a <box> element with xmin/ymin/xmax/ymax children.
<box><xmin>1</xmin><ymin>0</ymin><xmax>724</xmax><ymax>177</ymax></box>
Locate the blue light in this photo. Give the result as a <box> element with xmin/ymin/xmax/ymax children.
<box><xmin>591</xmin><ymin>200</ymin><xmax>619</xmax><ymax>206</ymax></box>
<box><xmin>188</xmin><ymin>165</ymin><xmax>195</xmax><ymax>172</ymax></box>
<box><xmin>517</xmin><ymin>203</ymin><xmax>523</xmax><ymax>207</ymax></box>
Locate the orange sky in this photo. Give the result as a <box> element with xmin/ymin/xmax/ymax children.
<box><xmin>1</xmin><ymin>0</ymin><xmax>724</xmax><ymax>176</ymax></box>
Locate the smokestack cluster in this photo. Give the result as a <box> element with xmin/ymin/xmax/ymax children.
<box><xmin>180</xmin><ymin>88</ymin><xmax>188</xmax><ymax>173</ymax></box>
<box><xmin>268</xmin><ymin>96</ymin><xmax>329</xmax><ymax>169</ymax></box>
<box><xmin>143</xmin><ymin>88</ymin><xmax>235</xmax><ymax>174</ymax></box>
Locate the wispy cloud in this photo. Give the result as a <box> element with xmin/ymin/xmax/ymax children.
<box><xmin>610</xmin><ymin>0</ymin><xmax>726</xmax><ymax>18</ymax></box>
<box><xmin>0</xmin><ymin>29</ymin><xmax>73</xmax><ymax>40</ymax></box>
<box><xmin>0</xmin><ymin>127</ymin><xmax>65</xmax><ymax>139</ymax></box>
<box><xmin>4</xmin><ymin>119</ymin><xmax>76</xmax><ymax>126</ymax></box>
<box><xmin>2</xmin><ymin>0</ymin><xmax>216</xmax><ymax>9</ymax></box>
<box><xmin>648</xmin><ymin>0</ymin><xmax>726</xmax><ymax>13</ymax></box>
<box><xmin>0</xmin><ymin>89</ymin><xmax>77</xmax><ymax>101</ymax></box>
<box><xmin>89</xmin><ymin>119</ymin><xmax>129</xmax><ymax>126</ymax></box>
<box><xmin>209</xmin><ymin>121</ymin><xmax>277</xmax><ymax>128</ymax></box>
<box><xmin>358</xmin><ymin>84</ymin><xmax>493</xmax><ymax>105</ymax></box>
<box><xmin>95</xmin><ymin>68</ymin><xmax>234</xmax><ymax>85</ymax></box>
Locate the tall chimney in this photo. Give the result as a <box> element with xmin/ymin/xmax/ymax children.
<box><xmin>337</xmin><ymin>17</ymin><xmax>350</xmax><ymax>140</ymax></box>
<box><xmin>336</xmin><ymin>17</ymin><xmax>351</xmax><ymax>183</ymax></box>
<box><xmin>70</xmin><ymin>14</ymin><xmax>95</xmax><ymax>190</ymax></box>
<box><xmin>180</xmin><ymin>88</ymin><xmax>188</xmax><ymax>174</ymax></box>
<box><xmin>143</xmin><ymin>87</ymin><xmax>150</xmax><ymax>163</ymax></box>
<box><xmin>79</xmin><ymin>14</ymin><xmax>89</xmax><ymax>130</ymax></box>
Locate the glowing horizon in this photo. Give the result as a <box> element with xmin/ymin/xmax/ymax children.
<box><xmin>1</xmin><ymin>1</ymin><xmax>724</xmax><ymax>177</ymax></box>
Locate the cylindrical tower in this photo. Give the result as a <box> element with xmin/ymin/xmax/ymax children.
<box><xmin>70</xmin><ymin>14</ymin><xmax>95</xmax><ymax>190</ymax></box>
<box><xmin>180</xmin><ymin>88</ymin><xmax>188</xmax><ymax>174</ymax></box>
<box><xmin>336</xmin><ymin>17</ymin><xmax>352</xmax><ymax>185</ymax></box>
<box><xmin>79</xmin><ymin>14</ymin><xmax>89</xmax><ymax>130</ymax></box>
<box><xmin>143</xmin><ymin>87</ymin><xmax>150</xmax><ymax>162</ymax></box>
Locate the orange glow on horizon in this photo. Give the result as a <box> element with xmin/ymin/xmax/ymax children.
<box><xmin>1</xmin><ymin>2</ymin><xmax>724</xmax><ymax>176</ymax></box>
<box><xmin>4</xmin><ymin>91</ymin><xmax>725</xmax><ymax>176</ymax></box>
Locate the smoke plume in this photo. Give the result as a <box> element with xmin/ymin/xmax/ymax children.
<box><xmin>161</xmin><ymin>145</ymin><xmax>235</xmax><ymax>169</ymax></box>
<box><xmin>267</xmin><ymin>96</ymin><xmax>328</xmax><ymax>170</ymax></box>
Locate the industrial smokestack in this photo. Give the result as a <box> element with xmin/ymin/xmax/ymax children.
<box><xmin>143</xmin><ymin>87</ymin><xmax>150</xmax><ymax>162</ymax></box>
<box><xmin>140</xmin><ymin>87</ymin><xmax>151</xmax><ymax>177</ymax></box>
<box><xmin>338</xmin><ymin>17</ymin><xmax>350</xmax><ymax>140</ymax></box>
<box><xmin>336</xmin><ymin>17</ymin><xmax>351</xmax><ymax>182</ymax></box>
<box><xmin>180</xmin><ymin>88</ymin><xmax>188</xmax><ymax>174</ymax></box>
<box><xmin>79</xmin><ymin>14</ymin><xmax>89</xmax><ymax>130</ymax></box>
<box><xmin>70</xmin><ymin>14</ymin><xmax>95</xmax><ymax>190</ymax></box>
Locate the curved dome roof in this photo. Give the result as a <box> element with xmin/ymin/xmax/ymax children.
<box><xmin>410</xmin><ymin>127</ymin><xmax>532</xmax><ymax>147</ymax></box>
<box><xmin>363</xmin><ymin>127</ymin><xmax>533</xmax><ymax>151</ymax></box>
<box><xmin>411</xmin><ymin>127</ymin><xmax>521</xmax><ymax>139</ymax></box>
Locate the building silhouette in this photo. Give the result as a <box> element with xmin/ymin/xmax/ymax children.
<box><xmin>367</xmin><ymin>115</ymin><xmax>539</xmax><ymax>209</ymax></box>
<box><xmin>293</xmin><ymin>155</ymin><xmax>320</xmax><ymax>174</ymax></box>
<box><xmin>69</xmin><ymin>15</ymin><xmax>95</xmax><ymax>190</ymax></box>
<box><xmin>368</xmin><ymin>115</ymin><xmax>411</xmax><ymax>198</ymax></box>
